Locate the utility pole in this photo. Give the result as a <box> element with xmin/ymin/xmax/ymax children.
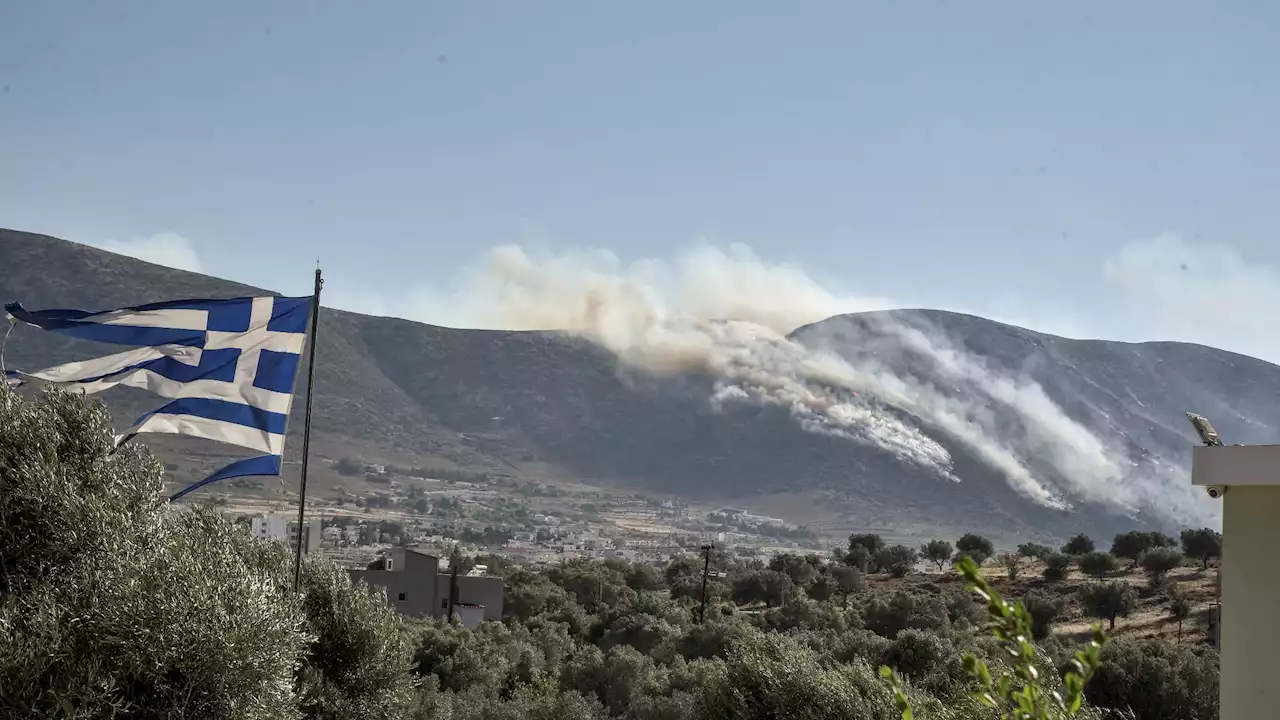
<box><xmin>698</xmin><ymin>543</ymin><xmax>715</xmax><ymax>624</ymax></box>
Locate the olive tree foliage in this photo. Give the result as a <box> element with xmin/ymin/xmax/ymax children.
<box><xmin>1077</xmin><ymin>552</ymin><xmax>1118</xmax><ymax>580</ymax></box>
<box><xmin>296</xmin><ymin>557</ymin><xmax>416</xmax><ymax>720</ymax></box>
<box><xmin>1078</xmin><ymin>582</ymin><xmax>1137</xmax><ymax>632</ymax></box>
<box><xmin>1109</xmin><ymin>531</ymin><xmax>1175</xmax><ymax>567</ymax></box>
<box><xmin>920</xmin><ymin>540</ymin><xmax>954</xmax><ymax>571</ymax></box>
<box><xmin>954</xmin><ymin>534</ymin><xmax>993</xmax><ymax>566</ymax></box>
<box><xmin>1084</xmin><ymin>639</ymin><xmax>1218</xmax><ymax>720</ymax></box>
<box><xmin>1021</xmin><ymin>590</ymin><xmax>1066</xmax><ymax>641</ymax></box>
<box><xmin>1042</xmin><ymin>554</ymin><xmax>1072</xmax><ymax>583</ymax></box>
<box><xmin>0</xmin><ymin>388</ymin><xmax>415</xmax><ymax>719</ymax></box>
<box><xmin>1016</xmin><ymin>543</ymin><xmax>1053</xmax><ymax>561</ymax></box>
<box><xmin>1167</xmin><ymin>586</ymin><xmax>1193</xmax><ymax>644</ymax></box>
<box><xmin>705</xmin><ymin>631</ymin><xmax>961</xmax><ymax>720</ymax></box>
<box><xmin>1179</xmin><ymin>528</ymin><xmax>1222</xmax><ymax>569</ymax></box>
<box><xmin>1060</xmin><ymin>535</ymin><xmax>1094</xmax><ymax>556</ymax></box>
<box><xmin>1138</xmin><ymin>548</ymin><xmax>1183</xmax><ymax>586</ymax></box>
<box><xmin>876</xmin><ymin>545</ymin><xmax>920</xmax><ymax>578</ymax></box>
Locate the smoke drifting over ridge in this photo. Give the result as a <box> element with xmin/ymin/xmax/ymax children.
<box><xmin>426</xmin><ymin>241</ymin><xmax>1208</xmax><ymax>526</ymax></box>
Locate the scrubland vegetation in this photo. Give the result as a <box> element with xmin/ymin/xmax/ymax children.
<box><xmin>1</xmin><ymin>389</ymin><xmax>1219</xmax><ymax>719</ymax></box>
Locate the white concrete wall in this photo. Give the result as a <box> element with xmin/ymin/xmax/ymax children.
<box><xmin>1222</xmin><ymin>486</ymin><xmax>1280</xmax><ymax>720</ymax></box>
<box><xmin>1193</xmin><ymin>445</ymin><xmax>1280</xmax><ymax>486</ymax></box>
<box><xmin>250</xmin><ymin>514</ymin><xmax>287</xmax><ymax>541</ymax></box>
<box><xmin>457</xmin><ymin>605</ymin><xmax>485</xmax><ymax>629</ymax></box>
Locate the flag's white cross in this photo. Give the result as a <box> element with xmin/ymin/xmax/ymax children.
<box><xmin>13</xmin><ymin>298</ymin><xmax>308</xmax><ymax>455</ymax></box>
<box><xmin>116</xmin><ymin>297</ymin><xmax>307</xmax><ymax>455</ymax></box>
<box><xmin>202</xmin><ymin>296</ymin><xmax>307</xmax><ymax>395</ymax></box>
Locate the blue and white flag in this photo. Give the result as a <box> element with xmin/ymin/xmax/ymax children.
<box><xmin>4</xmin><ymin>295</ymin><xmax>313</xmax><ymax>499</ymax></box>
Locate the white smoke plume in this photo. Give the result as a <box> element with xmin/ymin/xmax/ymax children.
<box><xmin>417</xmin><ymin>241</ymin><xmax>1173</xmax><ymax>517</ymax></box>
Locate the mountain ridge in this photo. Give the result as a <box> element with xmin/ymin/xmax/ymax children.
<box><xmin>2</xmin><ymin>228</ymin><xmax>1258</xmax><ymax>542</ymax></box>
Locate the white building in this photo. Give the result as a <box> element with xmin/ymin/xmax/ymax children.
<box><xmin>289</xmin><ymin>518</ymin><xmax>322</xmax><ymax>554</ymax></box>
<box><xmin>250</xmin><ymin>514</ymin><xmax>287</xmax><ymax>542</ymax></box>
<box><xmin>249</xmin><ymin>514</ymin><xmax>321</xmax><ymax>554</ymax></box>
<box><xmin>1190</xmin><ymin>440</ymin><xmax>1264</xmax><ymax>720</ymax></box>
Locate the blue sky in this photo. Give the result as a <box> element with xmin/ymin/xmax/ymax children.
<box><xmin>3</xmin><ymin>1</ymin><xmax>1280</xmax><ymax>361</ymax></box>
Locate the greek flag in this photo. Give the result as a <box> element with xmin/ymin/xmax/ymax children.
<box><xmin>4</xmin><ymin>295</ymin><xmax>313</xmax><ymax>499</ymax></box>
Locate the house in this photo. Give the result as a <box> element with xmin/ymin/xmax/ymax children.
<box><xmin>348</xmin><ymin>547</ymin><xmax>504</xmax><ymax>628</ymax></box>
<box><xmin>289</xmin><ymin>519</ymin><xmax>322</xmax><ymax>553</ymax></box>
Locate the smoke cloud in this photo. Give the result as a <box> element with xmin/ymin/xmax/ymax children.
<box><xmin>1104</xmin><ymin>234</ymin><xmax>1280</xmax><ymax>363</ymax></box>
<box><xmin>94</xmin><ymin>232</ymin><xmax>204</xmax><ymax>274</ymax></box>
<box><xmin>410</xmin><ymin>241</ymin><xmax>1202</xmax><ymax>520</ymax></box>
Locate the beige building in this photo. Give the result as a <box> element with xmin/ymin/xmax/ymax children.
<box><xmin>1190</xmin><ymin>440</ymin><xmax>1265</xmax><ymax>720</ymax></box>
<box><xmin>348</xmin><ymin>547</ymin><xmax>504</xmax><ymax>628</ymax></box>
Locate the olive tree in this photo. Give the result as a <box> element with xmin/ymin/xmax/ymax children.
<box><xmin>0</xmin><ymin>387</ymin><xmax>417</xmax><ymax>719</ymax></box>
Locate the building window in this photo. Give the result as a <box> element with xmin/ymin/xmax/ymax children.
<box><xmin>441</xmin><ymin>598</ymin><xmax>448</xmax><ymax>609</ymax></box>
<box><xmin>398</xmin><ymin>593</ymin><xmax>406</xmax><ymax>601</ymax></box>
<box><xmin>384</xmin><ymin>557</ymin><xmax>393</xmax><ymax>571</ymax></box>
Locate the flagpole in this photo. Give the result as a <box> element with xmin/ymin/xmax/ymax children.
<box><xmin>293</xmin><ymin>267</ymin><xmax>323</xmax><ymax>593</ymax></box>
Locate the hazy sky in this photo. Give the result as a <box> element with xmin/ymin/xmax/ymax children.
<box><xmin>3</xmin><ymin>1</ymin><xmax>1280</xmax><ymax>362</ymax></box>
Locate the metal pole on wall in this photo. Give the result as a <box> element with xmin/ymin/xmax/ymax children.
<box><xmin>293</xmin><ymin>268</ymin><xmax>323</xmax><ymax>593</ymax></box>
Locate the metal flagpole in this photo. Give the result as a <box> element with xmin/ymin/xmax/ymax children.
<box><xmin>293</xmin><ymin>267</ymin><xmax>324</xmax><ymax>593</ymax></box>
<box><xmin>698</xmin><ymin>543</ymin><xmax>714</xmax><ymax>624</ymax></box>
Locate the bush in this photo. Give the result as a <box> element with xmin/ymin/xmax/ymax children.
<box><xmin>955</xmin><ymin>533</ymin><xmax>994</xmax><ymax>566</ymax></box>
<box><xmin>1168</xmin><ymin>585</ymin><xmax>1193</xmax><ymax>643</ymax></box>
<box><xmin>1022</xmin><ymin>589</ymin><xmax>1066</xmax><ymax>640</ymax></box>
<box><xmin>1180</xmin><ymin>528</ymin><xmax>1222</xmax><ymax>569</ymax></box>
<box><xmin>1078</xmin><ymin>551</ymin><xmax>1119</xmax><ymax>579</ymax></box>
<box><xmin>335</xmin><ymin>456</ymin><xmax>364</xmax><ymax>476</ymax></box>
<box><xmin>703</xmin><ymin>631</ymin><xmax>953</xmax><ymax>720</ymax></box>
<box><xmin>848</xmin><ymin>533</ymin><xmax>886</xmax><ymax>557</ymax></box>
<box><xmin>0</xmin><ymin>389</ymin><xmax>415</xmax><ymax>719</ymax></box>
<box><xmin>1110</xmin><ymin>530</ymin><xmax>1176</xmax><ymax>567</ymax></box>
<box><xmin>1079</xmin><ymin>581</ymin><xmax>1137</xmax><ymax>631</ymax></box>
<box><xmin>997</xmin><ymin>551</ymin><xmax>1022</xmax><ymax>580</ymax></box>
<box><xmin>877</xmin><ymin>628</ymin><xmax>968</xmax><ymax>700</ymax></box>
<box><xmin>1061</xmin><ymin>534</ymin><xmax>1095</xmax><ymax>556</ymax></box>
<box><xmin>828</xmin><ymin>564</ymin><xmax>863</xmax><ymax>604</ymax></box>
<box><xmin>863</xmin><ymin>590</ymin><xmax>949</xmax><ymax>639</ymax></box>
<box><xmin>920</xmin><ymin>540</ymin><xmax>954</xmax><ymax>571</ymax></box>
<box><xmin>844</xmin><ymin>545</ymin><xmax>874</xmax><ymax>573</ymax></box>
<box><xmin>730</xmin><ymin>569</ymin><xmax>792</xmax><ymax>608</ymax></box>
<box><xmin>1085</xmin><ymin>639</ymin><xmax>1218</xmax><ymax>720</ymax></box>
<box><xmin>297</xmin><ymin>557</ymin><xmax>416</xmax><ymax>719</ymax></box>
<box><xmin>1043</xmin><ymin>552</ymin><xmax>1072</xmax><ymax>583</ymax></box>
<box><xmin>1139</xmin><ymin>547</ymin><xmax>1183</xmax><ymax>585</ymax></box>
<box><xmin>1017</xmin><ymin>542</ymin><xmax>1054</xmax><ymax>561</ymax></box>
<box><xmin>768</xmin><ymin>553</ymin><xmax>819</xmax><ymax>588</ymax></box>
<box><xmin>874</xmin><ymin>544</ymin><xmax>919</xmax><ymax>578</ymax></box>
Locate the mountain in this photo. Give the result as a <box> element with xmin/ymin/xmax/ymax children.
<box><xmin>1</xmin><ymin>229</ymin><xmax>1266</xmax><ymax>543</ymax></box>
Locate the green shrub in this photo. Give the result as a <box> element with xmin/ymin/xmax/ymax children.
<box><xmin>1085</xmin><ymin>639</ymin><xmax>1218</xmax><ymax>720</ymax></box>
<box><xmin>1061</xmin><ymin>534</ymin><xmax>1095</xmax><ymax>556</ymax></box>
<box><xmin>1077</xmin><ymin>551</ymin><xmax>1118</xmax><ymax>579</ymax></box>
<box><xmin>1043</xmin><ymin>553</ymin><xmax>1072</xmax><ymax>583</ymax></box>
<box><xmin>1022</xmin><ymin>590</ymin><xmax>1066</xmax><ymax>640</ymax></box>
<box><xmin>1138</xmin><ymin>547</ymin><xmax>1183</xmax><ymax>585</ymax></box>
<box><xmin>955</xmin><ymin>534</ymin><xmax>994</xmax><ymax>566</ymax></box>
